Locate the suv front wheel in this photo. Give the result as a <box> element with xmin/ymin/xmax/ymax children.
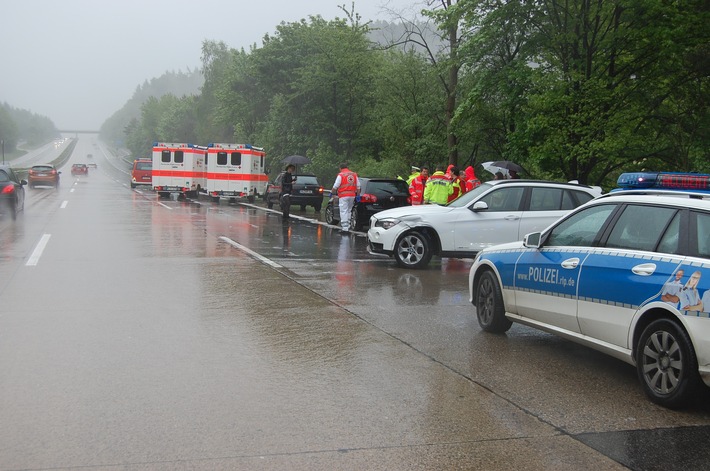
<box><xmin>394</xmin><ymin>231</ymin><xmax>433</xmax><ymax>268</ymax></box>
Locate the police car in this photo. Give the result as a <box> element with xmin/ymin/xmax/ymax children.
<box><xmin>469</xmin><ymin>172</ymin><xmax>710</xmax><ymax>408</ymax></box>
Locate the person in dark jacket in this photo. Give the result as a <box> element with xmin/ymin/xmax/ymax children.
<box><xmin>280</xmin><ymin>164</ymin><xmax>296</xmax><ymax>217</ymax></box>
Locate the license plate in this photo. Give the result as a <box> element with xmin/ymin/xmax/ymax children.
<box><xmin>300</xmin><ymin>190</ymin><xmax>313</xmax><ymax>194</ymax></box>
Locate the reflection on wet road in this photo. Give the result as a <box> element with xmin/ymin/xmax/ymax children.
<box><xmin>2</xmin><ymin>144</ymin><xmax>710</xmax><ymax>470</ymax></box>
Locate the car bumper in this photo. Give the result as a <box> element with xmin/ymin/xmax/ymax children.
<box><xmin>367</xmin><ymin>225</ymin><xmax>403</xmax><ymax>253</ymax></box>
<box><xmin>29</xmin><ymin>178</ymin><xmax>59</xmax><ymax>185</ymax></box>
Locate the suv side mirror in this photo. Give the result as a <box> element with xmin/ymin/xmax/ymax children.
<box><xmin>523</xmin><ymin>232</ymin><xmax>542</xmax><ymax>248</ymax></box>
<box><xmin>472</xmin><ymin>201</ymin><xmax>488</xmax><ymax>211</ymax></box>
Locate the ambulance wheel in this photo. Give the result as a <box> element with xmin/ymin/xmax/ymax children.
<box><xmin>394</xmin><ymin>231</ymin><xmax>432</xmax><ymax>269</ymax></box>
<box><xmin>211</xmin><ymin>196</ymin><xmax>220</xmax><ymax>203</ymax></box>
<box><xmin>636</xmin><ymin>318</ymin><xmax>700</xmax><ymax>409</ymax></box>
<box><xmin>325</xmin><ymin>203</ymin><xmax>339</xmax><ymax>225</ymax></box>
<box><xmin>158</xmin><ymin>192</ymin><xmax>169</xmax><ymax>198</ymax></box>
<box><xmin>475</xmin><ymin>270</ymin><xmax>512</xmax><ymax>333</ymax></box>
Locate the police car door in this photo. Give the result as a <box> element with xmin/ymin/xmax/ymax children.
<box><xmin>513</xmin><ymin>203</ymin><xmax>617</xmax><ymax>333</ymax></box>
<box><xmin>576</xmin><ymin>204</ymin><xmax>685</xmax><ymax>349</ymax></box>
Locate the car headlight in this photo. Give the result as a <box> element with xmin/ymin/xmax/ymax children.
<box><xmin>375</xmin><ymin>218</ymin><xmax>401</xmax><ymax>230</ymax></box>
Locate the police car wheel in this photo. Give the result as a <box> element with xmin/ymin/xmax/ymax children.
<box><xmin>394</xmin><ymin>231</ymin><xmax>432</xmax><ymax>268</ymax></box>
<box><xmin>635</xmin><ymin>319</ymin><xmax>700</xmax><ymax>409</ymax></box>
<box><xmin>325</xmin><ymin>204</ymin><xmax>339</xmax><ymax>225</ymax></box>
<box><xmin>475</xmin><ymin>270</ymin><xmax>512</xmax><ymax>333</ymax></box>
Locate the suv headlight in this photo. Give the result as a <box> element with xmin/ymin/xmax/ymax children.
<box><xmin>375</xmin><ymin>218</ymin><xmax>401</xmax><ymax>230</ymax></box>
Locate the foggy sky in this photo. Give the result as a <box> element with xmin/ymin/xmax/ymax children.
<box><xmin>0</xmin><ymin>0</ymin><xmax>416</xmax><ymax>130</ymax></box>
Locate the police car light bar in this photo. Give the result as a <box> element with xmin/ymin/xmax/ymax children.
<box><xmin>616</xmin><ymin>172</ymin><xmax>710</xmax><ymax>191</ymax></box>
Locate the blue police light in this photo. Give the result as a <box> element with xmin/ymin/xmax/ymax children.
<box><xmin>616</xmin><ymin>172</ymin><xmax>710</xmax><ymax>192</ymax></box>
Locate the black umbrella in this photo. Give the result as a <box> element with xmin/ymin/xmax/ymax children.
<box><xmin>281</xmin><ymin>155</ymin><xmax>311</xmax><ymax>166</ymax></box>
<box><xmin>489</xmin><ymin>160</ymin><xmax>523</xmax><ymax>173</ymax></box>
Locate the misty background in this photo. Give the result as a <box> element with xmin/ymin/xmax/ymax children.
<box><xmin>0</xmin><ymin>0</ymin><xmax>415</xmax><ymax>130</ymax></box>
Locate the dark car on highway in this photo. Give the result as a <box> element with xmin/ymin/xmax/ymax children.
<box><xmin>325</xmin><ymin>177</ymin><xmax>411</xmax><ymax>231</ymax></box>
<box><xmin>265</xmin><ymin>173</ymin><xmax>324</xmax><ymax>212</ymax></box>
<box><xmin>0</xmin><ymin>165</ymin><xmax>27</xmax><ymax>220</ymax></box>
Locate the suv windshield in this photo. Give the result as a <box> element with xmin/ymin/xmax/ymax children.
<box><xmin>447</xmin><ymin>183</ymin><xmax>493</xmax><ymax>207</ymax></box>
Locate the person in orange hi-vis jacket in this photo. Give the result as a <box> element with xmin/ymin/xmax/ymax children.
<box><xmin>331</xmin><ymin>162</ymin><xmax>361</xmax><ymax>232</ymax></box>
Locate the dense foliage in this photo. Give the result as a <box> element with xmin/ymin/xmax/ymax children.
<box><xmin>114</xmin><ymin>1</ymin><xmax>709</xmax><ymax>189</ymax></box>
<box><xmin>0</xmin><ymin>102</ymin><xmax>58</xmax><ymax>153</ymax></box>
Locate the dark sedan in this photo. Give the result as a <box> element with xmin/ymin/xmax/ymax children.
<box><xmin>325</xmin><ymin>177</ymin><xmax>410</xmax><ymax>231</ymax></box>
<box><xmin>0</xmin><ymin>165</ymin><xmax>27</xmax><ymax>220</ymax></box>
<box><xmin>265</xmin><ymin>173</ymin><xmax>324</xmax><ymax>212</ymax></box>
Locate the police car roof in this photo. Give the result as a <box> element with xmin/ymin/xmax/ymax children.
<box><xmin>595</xmin><ymin>190</ymin><xmax>710</xmax><ymax>210</ymax></box>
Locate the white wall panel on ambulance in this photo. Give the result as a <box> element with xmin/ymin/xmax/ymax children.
<box><xmin>205</xmin><ymin>143</ymin><xmax>267</xmax><ymax>203</ymax></box>
<box><xmin>151</xmin><ymin>142</ymin><xmax>206</xmax><ymax>198</ymax></box>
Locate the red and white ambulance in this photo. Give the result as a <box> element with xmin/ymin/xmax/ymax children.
<box><xmin>151</xmin><ymin>142</ymin><xmax>207</xmax><ymax>198</ymax></box>
<box><xmin>204</xmin><ymin>143</ymin><xmax>268</xmax><ymax>203</ymax></box>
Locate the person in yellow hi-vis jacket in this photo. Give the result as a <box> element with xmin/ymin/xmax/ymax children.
<box><xmin>423</xmin><ymin>166</ymin><xmax>453</xmax><ymax>205</ymax></box>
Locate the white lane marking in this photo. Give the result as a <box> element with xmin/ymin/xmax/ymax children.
<box><xmin>219</xmin><ymin>236</ymin><xmax>283</xmax><ymax>269</ymax></box>
<box><xmin>60</xmin><ymin>201</ymin><xmax>68</xmax><ymax>208</ymax></box>
<box><xmin>26</xmin><ymin>234</ymin><xmax>52</xmax><ymax>266</ymax></box>
<box><xmin>70</xmin><ymin>188</ymin><xmax>75</xmax><ymax>193</ymax></box>
<box><xmin>158</xmin><ymin>202</ymin><xmax>172</xmax><ymax>209</ymax></box>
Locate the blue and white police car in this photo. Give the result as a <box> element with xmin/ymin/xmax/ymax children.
<box><xmin>469</xmin><ymin>172</ymin><xmax>710</xmax><ymax>408</ymax></box>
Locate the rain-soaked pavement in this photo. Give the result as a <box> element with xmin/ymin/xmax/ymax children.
<box><xmin>1</xmin><ymin>136</ymin><xmax>710</xmax><ymax>470</ymax></box>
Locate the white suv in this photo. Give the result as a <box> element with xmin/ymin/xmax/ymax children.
<box><xmin>367</xmin><ymin>179</ymin><xmax>601</xmax><ymax>268</ymax></box>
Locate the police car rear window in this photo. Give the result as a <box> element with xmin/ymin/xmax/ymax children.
<box><xmin>606</xmin><ymin>205</ymin><xmax>678</xmax><ymax>252</ymax></box>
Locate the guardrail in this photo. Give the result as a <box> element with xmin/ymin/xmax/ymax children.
<box><xmin>14</xmin><ymin>138</ymin><xmax>78</xmax><ymax>179</ymax></box>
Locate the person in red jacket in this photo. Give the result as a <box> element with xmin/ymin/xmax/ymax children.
<box><xmin>408</xmin><ymin>166</ymin><xmax>429</xmax><ymax>205</ymax></box>
<box><xmin>448</xmin><ymin>167</ymin><xmax>467</xmax><ymax>203</ymax></box>
<box><xmin>331</xmin><ymin>162</ymin><xmax>360</xmax><ymax>231</ymax></box>
<box><xmin>464</xmin><ymin>165</ymin><xmax>481</xmax><ymax>191</ymax></box>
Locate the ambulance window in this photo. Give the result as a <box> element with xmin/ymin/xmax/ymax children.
<box><xmin>174</xmin><ymin>151</ymin><xmax>184</xmax><ymax>164</ymax></box>
<box><xmin>217</xmin><ymin>152</ymin><xmax>228</xmax><ymax>165</ymax></box>
<box><xmin>161</xmin><ymin>150</ymin><xmax>170</xmax><ymax>163</ymax></box>
<box><xmin>231</xmin><ymin>152</ymin><xmax>242</xmax><ymax>166</ymax></box>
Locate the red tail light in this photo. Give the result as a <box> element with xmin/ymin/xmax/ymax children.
<box><xmin>2</xmin><ymin>185</ymin><xmax>15</xmax><ymax>194</ymax></box>
<box><xmin>359</xmin><ymin>193</ymin><xmax>377</xmax><ymax>203</ymax></box>
<box><xmin>51</xmin><ymin>170</ymin><xmax>57</xmax><ymax>175</ymax></box>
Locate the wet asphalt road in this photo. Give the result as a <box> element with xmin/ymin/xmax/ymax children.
<box><xmin>1</xmin><ymin>136</ymin><xmax>710</xmax><ymax>470</ymax></box>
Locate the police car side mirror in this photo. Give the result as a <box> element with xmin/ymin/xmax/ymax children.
<box><xmin>471</xmin><ymin>201</ymin><xmax>488</xmax><ymax>212</ymax></box>
<box><xmin>523</xmin><ymin>232</ymin><xmax>542</xmax><ymax>248</ymax></box>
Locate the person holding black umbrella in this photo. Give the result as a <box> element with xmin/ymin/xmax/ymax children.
<box><xmin>280</xmin><ymin>164</ymin><xmax>296</xmax><ymax>218</ymax></box>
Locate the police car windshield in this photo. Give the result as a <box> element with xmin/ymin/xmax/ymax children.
<box><xmin>447</xmin><ymin>183</ymin><xmax>493</xmax><ymax>207</ymax></box>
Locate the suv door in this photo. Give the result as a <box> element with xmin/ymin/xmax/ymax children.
<box><xmin>453</xmin><ymin>186</ymin><xmax>525</xmax><ymax>252</ymax></box>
